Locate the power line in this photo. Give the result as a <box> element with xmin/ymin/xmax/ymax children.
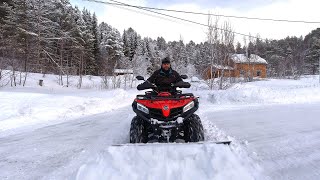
<box><xmin>84</xmin><ymin>0</ymin><xmax>320</xmax><ymax>24</ymax></box>
<box><xmin>102</xmin><ymin>2</ymin><xmax>184</xmax><ymax>24</ymax></box>
<box><xmin>84</xmin><ymin>0</ymin><xmax>264</xmax><ymax>40</ymax></box>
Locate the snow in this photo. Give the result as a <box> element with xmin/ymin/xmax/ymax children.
<box><xmin>0</xmin><ymin>70</ymin><xmax>138</xmax><ymax>89</ymax></box>
<box><xmin>1</xmin><ymin>72</ymin><xmax>320</xmax><ymax>180</ymax></box>
<box><xmin>207</xmin><ymin>77</ymin><xmax>320</xmax><ymax>105</ymax></box>
<box><xmin>191</xmin><ymin>76</ymin><xmax>200</xmax><ymax>82</ymax></box>
<box><xmin>0</xmin><ymin>88</ymin><xmax>136</xmax><ymax>134</ymax></box>
<box><xmin>114</xmin><ymin>69</ymin><xmax>133</xmax><ymax>74</ymax></box>
<box><xmin>76</xmin><ymin>143</ymin><xmax>261</xmax><ymax>180</ymax></box>
<box><xmin>204</xmin><ymin>103</ymin><xmax>320</xmax><ymax>180</ymax></box>
<box><xmin>0</xmin><ymin>70</ymin><xmax>139</xmax><ymax>135</ymax></box>
<box><xmin>211</xmin><ymin>64</ymin><xmax>234</xmax><ymax>70</ymax></box>
<box><xmin>231</xmin><ymin>54</ymin><xmax>268</xmax><ymax>64</ymax></box>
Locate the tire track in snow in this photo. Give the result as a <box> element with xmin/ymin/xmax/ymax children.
<box><xmin>0</xmin><ymin>106</ymin><xmax>133</xmax><ymax>180</ymax></box>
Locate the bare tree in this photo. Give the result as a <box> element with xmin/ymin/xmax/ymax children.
<box><xmin>249</xmin><ymin>34</ymin><xmax>257</xmax><ymax>81</ymax></box>
<box><xmin>0</xmin><ymin>27</ymin><xmax>4</xmax><ymax>84</ymax></box>
<box><xmin>243</xmin><ymin>36</ymin><xmax>251</xmax><ymax>81</ymax></box>
<box><xmin>78</xmin><ymin>51</ymin><xmax>84</xmax><ymax>89</ymax></box>
<box><xmin>206</xmin><ymin>13</ymin><xmax>220</xmax><ymax>89</ymax></box>
<box><xmin>219</xmin><ymin>21</ymin><xmax>235</xmax><ymax>89</ymax></box>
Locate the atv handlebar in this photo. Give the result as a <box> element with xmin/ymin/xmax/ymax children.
<box><xmin>136</xmin><ymin>76</ymin><xmax>191</xmax><ymax>91</ymax></box>
<box><xmin>172</xmin><ymin>81</ymin><xmax>191</xmax><ymax>88</ymax></box>
<box><xmin>137</xmin><ymin>81</ymin><xmax>157</xmax><ymax>90</ymax></box>
<box><xmin>136</xmin><ymin>80</ymin><xmax>190</xmax><ymax>91</ymax></box>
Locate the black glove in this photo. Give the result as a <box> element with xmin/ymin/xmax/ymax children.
<box><xmin>137</xmin><ymin>81</ymin><xmax>156</xmax><ymax>90</ymax></box>
<box><xmin>137</xmin><ymin>82</ymin><xmax>145</xmax><ymax>90</ymax></box>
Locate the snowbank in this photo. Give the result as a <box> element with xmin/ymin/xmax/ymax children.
<box><xmin>0</xmin><ymin>70</ymin><xmax>138</xmax><ymax>90</ymax></box>
<box><xmin>73</xmin><ymin>110</ymin><xmax>264</xmax><ymax>180</ymax></box>
<box><xmin>0</xmin><ymin>70</ymin><xmax>141</xmax><ymax>134</ymax></box>
<box><xmin>75</xmin><ymin>143</ymin><xmax>263</xmax><ymax>180</ymax></box>
<box><xmin>207</xmin><ymin>77</ymin><xmax>320</xmax><ymax>105</ymax></box>
<box><xmin>0</xmin><ymin>88</ymin><xmax>137</xmax><ymax>133</ymax></box>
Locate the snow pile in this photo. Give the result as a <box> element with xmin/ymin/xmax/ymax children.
<box><xmin>191</xmin><ymin>76</ymin><xmax>200</xmax><ymax>82</ymax></box>
<box><xmin>0</xmin><ymin>88</ymin><xmax>137</xmax><ymax>133</ymax></box>
<box><xmin>186</xmin><ymin>77</ymin><xmax>210</xmax><ymax>91</ymax></box>
<box><xmin>74</xmin><ymin>112</ymin><xmax>265</xmax><ymax>180</ymax></box>
<box><xmin>75</xmin><ymin>143</ymin><xmax>264</xmax><ymax>180</ymax></box>
<box><xmin>208</xmin><ymin>77</ymin><xmax>320</xmax><ymax>104</ymax></box>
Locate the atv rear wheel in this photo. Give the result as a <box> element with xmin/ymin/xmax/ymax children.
<box><xmin>130</xmin><ymin>116</ymin><xmax>148</xmax><ymax>143</ymax></box>
<box><xmin>184</xmin><ymin>114</ymin><xmax>204</xmax><ymax>142</ymax></box>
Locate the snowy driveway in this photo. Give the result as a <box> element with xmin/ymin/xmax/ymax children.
<box><xmin>202</xmin><ymin>102</ymin><xmax>320</xmax><ymax>180</ymax></box>
<box><xmin>1</xmin><ymin>103</ymin><xmax>320</xmax><ymax>179</ymax></box>
<box><xmin>0</xmin><ymin>107</ymin><xmax>132</xmax><ymax>180</ymax></box>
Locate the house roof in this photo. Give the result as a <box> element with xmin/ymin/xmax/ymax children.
<box><xmin>231</xmin><ymin>54</ymin><xmax>268</xmax><ymax>64</ymax></box>
<box><xmin>211</xmin><ymin>64</ymin><xmax>234</xmax><ymax>70</ymax></box>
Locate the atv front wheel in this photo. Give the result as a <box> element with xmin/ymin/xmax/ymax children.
<box><xmin>130</xmin><ymin>116</ymin><xmax>148</xmax><ymax>143</ymax></box>
<box><xmin>184</xmin><ymin>114</ymin><xmax>205</xmax><ymax>142</ymax></box>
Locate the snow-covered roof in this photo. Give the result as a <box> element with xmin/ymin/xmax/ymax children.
<box><xmin>114</xmin><ymin>69</ymin><xmax>133</xmax><ymax>74</ymax></box>
<box><xmin>211</xmin><ymin>64</ymin><xmax>234</xmax><ymax>70</ymax></box>
<box><xmin>231</xmin><ymin>54</ymin><xmax>268</xmax><ymax>64</ymax></box>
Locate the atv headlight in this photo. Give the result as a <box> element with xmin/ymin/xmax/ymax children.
<box><xmin>137</xmin><ymin>103</ymin><xmax>149</xmax><ymax>114</ymax></box>
<box><xmin>183</xmin><ymin>101</ymin><xmax>194</xmax><ymax>113</ymax></box>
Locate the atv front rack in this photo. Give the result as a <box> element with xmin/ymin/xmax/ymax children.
<box><xmin>136</xmin><ymin>93</ymin><xmax>196</xmax><ymax>100</ymax></box>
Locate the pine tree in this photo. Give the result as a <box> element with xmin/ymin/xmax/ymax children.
<box><xmin>130</xmin><ymin>37</ymin><xmax>150</xmax><ymax>77</ymax></box>
<box><xmin>122</xmin><ymin>30</ymin><xmax>130</xmax><ymax>57</ymax></box>
<box><xmin>54</xmin><ymin>0</ymin><xmax>76</xmax><ymax>84</ymax></box>
<box><xmin>81</xmin><ymin>8</ymin><xmax>96</xmax><ymax>75</ymax></box>
<box><xmin>305</xmin><ymin>28</ymin><xmax>320</xmax><ymax>75</ymax></box>
<box><xmin>124</xmin><ymin>27</ymin><xmax>139</xmax><ymax>61</ymax></box>
<box><xmin>0</xmin><ymin>0</ymin><xmax>13</xmax><ymax>24</ymax></box>
<box><xmin>144</xmin><ymin>38</ymin><xmax>156</xmax><ymax>75</ymax></box>
<box><xmin>68</xmin><ymin>6</ymin><xmax>85</xmax><ymax>76</ymax></box>
<box><xmin>3</xmin><ymin>0</ymin><xmax>34</xmax><ymax>86</ymax></box>
<box><xmin>27</xmin><ymin>0</ymin><xmax>59</xmax><ymax>74</ymax></box>
<box><xmin>156</xmin><ymin>37</ymin><xmax>167</xmax><ymax>51</ymax></box>
<box><xmin>235</xmin><ymin>42</ymin><xmax>244</xmax><ymax>54</ymax></box>
<box><xmin>91</xmin><ymin>13</ymin><xmax>100</xmax><ymax>75</ymax></box>
<box><xmin>99</xmin><ymin>22</ymin><xmax>123</xmax><ymax>75</ymax></box>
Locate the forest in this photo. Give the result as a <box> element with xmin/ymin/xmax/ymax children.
<box><xmin>1</xmin><ymin>0</ymin><xmax>320</xmax><ymax>87</ymax></box>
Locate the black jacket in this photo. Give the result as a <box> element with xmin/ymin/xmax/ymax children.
<box><xmin>147</xmin><ymin>68</ymin><xmax>182</xmax><ymax>91</ymax></box>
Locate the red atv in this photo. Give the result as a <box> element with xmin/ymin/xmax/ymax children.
<box><xmin>130</xmin><ymin>75</ymin><xmax>204</xmax><ymax>143</ymax></box>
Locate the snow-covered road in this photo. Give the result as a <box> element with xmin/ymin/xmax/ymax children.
<box><xmin>0</xmin><ymin>107</ymin><xmax>132</xmax><ymax>180</ymax></box>
<box><xmin>203</xmin><ymin>103</ymin><xmax>320</xmax><ymax>180</ymax></box>
<box><xmin>1</xmin><ymin>102</ymin><xmax>320</xmax><ymax>180</ymax></box>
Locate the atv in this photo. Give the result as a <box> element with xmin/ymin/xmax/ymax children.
<box><xmin>130</xmin><ymin>75</ymin><xmax>205</xmax><ymax>143</ymax></box>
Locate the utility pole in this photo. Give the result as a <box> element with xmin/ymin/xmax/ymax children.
<box><xmin>319</xmin><ymin>56</ymin><xmax>320</xmax><ymax>84</ymax></box>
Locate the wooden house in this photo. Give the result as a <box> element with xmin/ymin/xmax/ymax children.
<box><xmin>203</xmin><ymin>54</ymin><xmax>268</xmax><ymax>79</ymax></box>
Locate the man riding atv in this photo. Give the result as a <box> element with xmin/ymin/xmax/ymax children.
<box><xmin>128</xmin><ymin>57</ymin><xmax>231</xmax><ymax>144</ymax></box>
<box><xmin>138</xmin><ymin>57</ymin><xmax>182</xmax><ymax>92</ymax></box>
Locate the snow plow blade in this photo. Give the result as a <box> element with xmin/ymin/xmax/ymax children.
<box><xmin>112</xmin><ymin>140</ymin><xmax>231</xmax><ymax>147</ymax></box>
<box><xmin>211</xmin><ymin>140</ymin><xmax>232</xmax><ymax>145</ymax></box>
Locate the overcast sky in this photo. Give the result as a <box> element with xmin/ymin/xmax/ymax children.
<box><xmin>70</xmin><ymin>0</ymin><xmax>320</xmax><ymax>44</ymax></box>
